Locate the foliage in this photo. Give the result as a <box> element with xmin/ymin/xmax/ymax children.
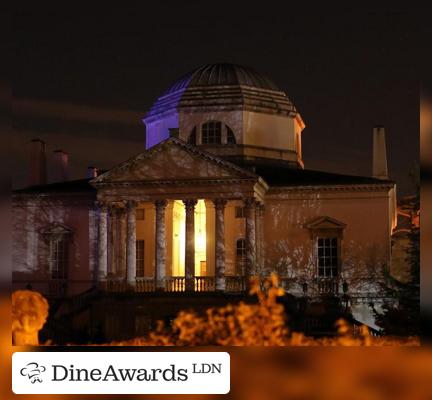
<box><xmin>110</xmin><ymin>275</ymin><xmax>418</xmax><ymax>346</ymax></box>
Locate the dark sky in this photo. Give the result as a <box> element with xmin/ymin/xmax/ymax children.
<box><xmin>12</xmin><ymin>5</ymin><xmax>419</xmax><ymax>196</ymax></box>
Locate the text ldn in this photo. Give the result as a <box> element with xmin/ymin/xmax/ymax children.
<box><xmin>52</xmin><ymin>364</ymin><xmax>188</xmax><ymax>382</ymax></box>
<box><xmin>192</xmin><ymin>363</ymin><xmax>222</xmax><ymax>374</ymax></box>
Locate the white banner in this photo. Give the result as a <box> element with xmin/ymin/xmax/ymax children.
<box><xmin>12</xmin><ymin>351</ymin><xmax>230</xmax><ymax>394</ymax></box>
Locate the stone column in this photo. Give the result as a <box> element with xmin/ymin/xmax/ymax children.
<box><xmin>213</xmin><ymin>199</ymin><xmax>227</xmax><ymax>291</ymax></box>
<box><xmin>244</xmin><ymin>198</ymin><xmax>256</xmax><ymax>278</ymax></box>
<box><xmin>155</xmin><ymin>200</ymin><xmax>168</xmax><ymax>290</ymax></box>
<box><xmin>97</xmin><ymin>201</ymin><xmax>108</xmax><ymax>282</ymax></box>
<box><xmin>117</xmin><ymin>206</ymin><xmax>127</xmax><ymax>277</ymax></box>
<box><xmin>126</xmin><ymin>200</ymin><xmax>137</xmax><ymax>287</ymax></box>
<box><xmin>108</xmin><ymin>205</ymin><xmax>117</xmax><ymax>276</ymax></box>
<box><xmin>184</xmin><ymin>199</ymin><xmax>197</xmax><ymax>291</ymax></box>
<box><xmin>255</xmin><ymin>203</ymin><xmax>264</xmax><ymax>275</ymax></box>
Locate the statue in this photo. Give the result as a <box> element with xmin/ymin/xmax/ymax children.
<box><xmin>12</xmin><ymin>290</ymin><xmax>49</xmax><ymax>345</ymax></box>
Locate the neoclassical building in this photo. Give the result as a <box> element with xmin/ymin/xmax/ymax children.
<box><xmin>13</xmin><ymin>64</ymin><xmax>397</xmax><ymax>339</ymax></box>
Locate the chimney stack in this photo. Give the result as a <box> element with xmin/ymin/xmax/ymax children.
<box><xmin>52</xmin><ymin>150</ymin><xmax>69</xmax><ymax>182</ymax></box>
<box><xmin>29</xmin><ymin>138</ymin><xmax>46</xmax><ymax>186</ymax></box>
<box><xmin>372</xmin><ymin>126</ymin><xmax>389</xmax><ymax>180</ymax></box>
<box><xmin>87</xmin><ymin>166</ymin><xmax>98</xmax><ymax>179</ymax></box>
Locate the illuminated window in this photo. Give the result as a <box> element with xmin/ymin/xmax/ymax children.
<box><xmin>187</xmin><ymin>127</ymin><xmax>197</xmax><ymax>145</ymax></box>
<box><xmin>317</xmin><ymin>237</ymin><xmax>338</xmax><ymax>277</ymax></box>
<box><xmin>51</xmin><ymin>239</ymin><xmax>68</xmax><ymax>279</ymax></box>
<box><xmin>227</xmin><ymin>126</ymin><xmax>236</xmax><ymax>144</ymax></box>
<box><xmin>235</xmin><ymin>206</ymin><xmax>245</xmax><ymax>218</ymax></box>
<box><xmin>136</xmin><ymin>209</ymin><xmax>145</xmax><ymax>220</ymax></box>
<box><xmin>202</xmin><ymin>121</ymin><xmax>222</xmax><ymax>144</ymax></box>
<box><xmin>136</xmin><ymin>240</ymin><xmax>145</xmax><ymax>277</ymax></box>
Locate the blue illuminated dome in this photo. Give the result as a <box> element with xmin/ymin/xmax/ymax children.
<box><xmin>145</xmin><ymin>63</ymin><xmax>297</xmax><ymax>119</ymax></box>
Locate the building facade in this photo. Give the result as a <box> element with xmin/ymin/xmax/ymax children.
<box><xmin>12</xmin><ymin>64</ymin><xmax>397</xmax><ymax>340</ymax></box>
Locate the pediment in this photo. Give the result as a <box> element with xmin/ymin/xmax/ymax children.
<box><xmin>41</xmin><ymin>222</ymin><xmax>73</xmax><ymax>236</ymax></box>
<box><xmin>92</xmin><ymin>138</ymin><xmax>256</xmax><ymax>184</ymax></box>
<box><xmin>305</xmin><ymin>216</ymin><xmax>346</xmax><ymax>230</ymax></box>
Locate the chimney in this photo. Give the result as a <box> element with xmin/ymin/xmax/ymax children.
<box><xmin>372</xmin><ymin>125</ymin><xmax>389</xmax><ymax>180</ymax></box>
<box><xmin>52</xmin><ymin>150</ymin><xmax>69</xmax><ymax>182</ymax></box>
<box><xmin>87</xmin><ymin>166</ymin><xmax>98</xmax><ymax>178</ymax></box>
<box><xmin>29</xmin><ymin>138</ymin><xmax>46</xmax><ymax>186</ymax></box>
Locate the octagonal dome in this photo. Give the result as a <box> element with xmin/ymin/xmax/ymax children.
<box><xmin>145</xmin><ymin>63</ymin><xmax>298</xmax><ymax>120</ymax></box>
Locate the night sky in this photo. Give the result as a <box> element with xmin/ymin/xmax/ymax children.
<box><xmin>12</xmin><ymin>5</ymin><xmax>419</xmax><ymax>196</ymax></box>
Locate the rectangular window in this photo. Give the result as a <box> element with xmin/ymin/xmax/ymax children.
<box><xmin>51</xmin><ymin>239</ymin><xmax>68</xmax><ymax>279</ymax></box>
<box><xmin>136</xmin><ymin>240</ymin><xmax>145</xmax><ymax>277</ymax></box>
<box><xmin>235</xmin><ymin>206</ymin><xmax>245</xmax><ymax>218</ymax></box>
<box><xmin>136</xmin><ymin>209</ymin><xmax>145</xmax><ymax>220</ymax></box>
<box><xmin>317</xmin><ymin>237</ymin><xmax>338</xmax><ymax>277</ymax></box>
<box><xmin>202</xmin><ymin>121</ymin><xmax>222</xmax><ymax>144</ymax></box>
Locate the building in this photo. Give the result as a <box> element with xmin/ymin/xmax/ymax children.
<box><xmin>12</xmin><ymin>64</ymin><xmax>397</xmax><ymax>341</ymax></box>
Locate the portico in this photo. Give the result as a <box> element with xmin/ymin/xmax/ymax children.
<box><xmin>92</xmin><ymin>137</ymin><xmax>267</xmax><ymax>293</ymax></box>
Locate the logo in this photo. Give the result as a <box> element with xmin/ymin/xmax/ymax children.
<box><xmin>20</xmin><ymin>362</ymin><xmax>46</xmax><ymax>384</ymax></box>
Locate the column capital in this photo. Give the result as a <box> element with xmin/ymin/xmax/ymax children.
<box><xmin>95</xmin><ymin>201</ymin><xmax>109</xmax><ymax>212</ymax></box>
<box><xmin>183</xmin><ymin>199</ymin><xmax>198</xmax><ymax>209</ymax></box>
<box><xmin>243</xmin><ymin>197</ymin><xmax>256</xmax><ymax>208</ymax></box>
<box><xmin>154</xmin><ymin>199</ymin><xmax>168</xmax><ymax>209</ymax></box>
<box><xmin>213</xmin><ymin>198</ymin><xmax>227</xmax><ymax>209</ymax></box>
<box><xmin>126</xmin><ymin>200</ymin><xmax>138</xmax><ymax>210</ymax></box>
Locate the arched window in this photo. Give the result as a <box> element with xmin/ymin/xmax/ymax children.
<box><xmin>236</xmin><ymin>238</ymin><xmax>246</xmax><ymax>275</ymax></box>
<box><xmin>187</xmin><ymin>127</ymin><xmax>197</xmax><ymax>145</ymax></box>
<box><xmin>227</xmin><ymin>126</ymin><xmax>236</xmax><ymax>144</ymax></box>
<box><xmin>202</xmin><ymin>121</ymin><xmax>222</xmax><ymax>144</ymax></box>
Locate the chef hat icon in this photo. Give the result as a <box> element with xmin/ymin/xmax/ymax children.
<box><xmin>20</xmin><ymin>362</ymin><xmax>46</xmax><ymax>383</ymax></box>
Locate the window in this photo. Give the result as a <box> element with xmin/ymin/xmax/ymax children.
<box><xmin>136</xmin><ymin>240</ymin><xmax>145</xmax><ymax>277</ymax></box>
<box><xmin>236</xmin><ymin>238</ymin><xmax>246</xmax><ymax>257</ymax></box>
<box><xmin>51</xmin><ymin>239</ymin><xmax>68</xmax><ymax>279</ymax></box>
<box><xmin>202</xmin><ymin>121</ymin><xmax>222</xmax><ymax>144</ymax></box>
<box><xmin>317</xmin><ymin>237</ymin><xmax>338</xmax><ymax>277</ymax></box>
<box><xmin>306</xmin><ymin>216</ymin><xmax>345</xmax><ymax>279</ymax></box>
<box><xmin>236</xmin><ymin>238</ymin><xmax>246</xmax><ymax>275</ymax></box>
<box><xmin>187</xmin><ymin>127</ymin><xmax>197</xmax><ymax>145</ymax></box>
<box><xmin>136</xmin><ymin>209</ymin><xmax>145</xmax><ymax>220</ymax></box>
<box><xmin>227</xmin><ymin>126</ymin><xmax>236</xmax><ymax>144</ymax></box>
<box><xmin>235</xmin><ymin>206</ymin><xmax>245</xmax><ymax>218</ymax></box>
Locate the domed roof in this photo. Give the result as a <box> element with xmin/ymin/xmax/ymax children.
<box><xmin>145</xmin><ymin>63</ymin><xmax>298</xmax><ymax>120</ymax></box>
<box><xmin>164</xmin><ymin>63</ymin><xmax>281</xmax><ymax>95</ymax></box>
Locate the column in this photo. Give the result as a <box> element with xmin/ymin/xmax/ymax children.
<box><xmin>184</xmin><ymin>199</ymin><xmax>197</xmax><ymax>291</ymax></box>
<box><xmin>126</xmin><ymin>200</ymin><xmax>137</xmax><ymax>287</ymax></box>
<box><xmin>117</xmin><ymin>206</ymin><xmax>127</xmax><ymax>277</ymax></box>
<box><xmin>97</xmin><ymin>201</ymin><xmax>108</xmax><ymax>282</ymax></box>
<box><xmin>108</xmin><ymin>205</ymin><xmax>117</xmax><ymax>276</ymax></box>
<box><xmin>244</xmin><ymin>198</ymin><xmax>256</xmax><ymax>278</ymax></box>
<box><xmin>255</xmin><ymin>203</ymin><xmax>264</xmax><ymax>275</ymax></box>
<box><xmin>214</xmin><ymin>199</ymin><xmax>227</xmax><ymax>291</ymax></box>
<box><xmin>155</xmin><ymin>200</ymin><xmax>168</xmax><ymax>290</ymax></box>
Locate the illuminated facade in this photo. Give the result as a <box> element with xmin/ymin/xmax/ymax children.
<box><xmin>12</xmin><ymin>64</ymin><xmax>398</xmax><ymax>338</ymax></box>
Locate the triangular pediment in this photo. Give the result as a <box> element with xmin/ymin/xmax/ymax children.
<box><xmin>306</xmin><ymin>216</ymin><xmax>346</xmax><ymax>230</ymax></box>
<box><xmin>41</xmin><ymin>222</ymin><xmax>73</xmax><ymax>235</ymax></box>
<box><xmin>92</xmin><ymin>137</ymin><xmax>257</xmax><ymax>184</ymax></box>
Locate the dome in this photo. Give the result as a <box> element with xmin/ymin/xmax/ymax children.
<box><xmin>145</xmin><ymin>63</ymin><xmax>298</xmax><ymax>120</ymax></box>
<box><xmin>163</xmin><ymin>63</ymin><xmax>281</xmax><ymax>95</ymax></box>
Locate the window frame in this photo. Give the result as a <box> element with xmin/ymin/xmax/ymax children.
<box><xmin>235</xmin><ymin>206</ymin><xmax>246</xmax><ymax>219</ymax></box>
<box><xmin>136</xmin><ymin>239</ymin><xmax>145</xmax><ymax>278</ymax></box>
<box><xmin>51</xmin><ymin>238</ymin><xmax>68</xmax><ymax>280</ymax></box>
<box><xmin>201</xmin><ymin>121</ymin><xmax>222</xmax><ymax>144</ymax></box>
<box><xmin>316</xmin><ymin>236</ymin><xmax>339</xmax><ymax>278</ymax></box>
